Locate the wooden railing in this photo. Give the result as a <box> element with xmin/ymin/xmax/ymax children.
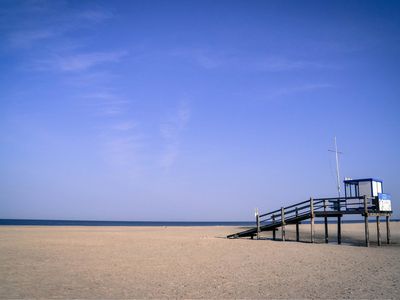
<box><xmin>252</xmin><ymin>195</ymin><xmax>391</xmax><ymax>246</ymax></box>
<box><xmin>257</xmin><ymin>196</ymin><xmax>366</xmax><ymax>228</ymax></box>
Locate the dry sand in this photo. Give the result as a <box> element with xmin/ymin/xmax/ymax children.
<box><xmin>0</xmin><ymin>223</ymin><xmax>399</xmax><ymax>299</ymax></box>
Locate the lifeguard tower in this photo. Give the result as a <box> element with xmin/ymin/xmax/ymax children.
<box><xmin>228</xmin><ymin>177</ymin><xmax>393</xmax><ymax>247</ymax></box>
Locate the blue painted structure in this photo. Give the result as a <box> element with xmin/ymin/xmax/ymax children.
<box><xmin>344</xmin><ymin>178</ymin><xmax>383</xmax><ymax>198</ymax></box>
<box><xmin>344</xmin><ymin>178</ymin><xmax>393</xmax><ymax>212</ymax></box>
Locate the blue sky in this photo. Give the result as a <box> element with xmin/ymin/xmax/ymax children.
<box><xmin>1</xmin><ymin>0</ymin><xmax>399</xmax><ymax>221</ymax></box>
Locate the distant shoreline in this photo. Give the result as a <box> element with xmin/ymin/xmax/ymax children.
<box><xmin>0</xmin><ymin>219</ymin><xmax>255</xmax><ymax>227</ymax></box>
<box><xmin>0</xmin><ymin>219</ymin><xmax>398</xmax><ymax>226</ymax></box>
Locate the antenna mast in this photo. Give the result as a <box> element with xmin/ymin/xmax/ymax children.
<box><xmin>329</xmin><ymin>136</ymin><xmax>342</xmax><ymax>198</ymax></box>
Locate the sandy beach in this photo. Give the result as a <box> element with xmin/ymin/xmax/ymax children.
<box><xmin>0</xmin><ymin>223</ymin><xmax>399</xmax><ymax>299</ymax></box>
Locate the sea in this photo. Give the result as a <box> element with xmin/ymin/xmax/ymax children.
<box><xmin>0</xmin><ymin>219</ymin><xmax>255</xmax><ymax>226</ymax></box>
<box><xmin>0</xmin><ymin>219</ymin><xmax>397</xmax><ymax>226</ymax></box>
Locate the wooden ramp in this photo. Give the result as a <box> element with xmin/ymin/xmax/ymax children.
<box><xmin>227</xmin><ymin>212</ymin><xmax>311</xmax><ymax>239</ymax></box>
<box><xmin>227</xmin><ymin>196</ymin><xmax>392</xmax><ymax>246</ymax></box>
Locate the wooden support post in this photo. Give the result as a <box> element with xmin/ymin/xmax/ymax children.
<box><xmin>295</xmin><ymin>207</ymin><xmax>300</xmax><ymax>242</ymax></box>
<box><xmin>337</xmin><ymin>198</ymin><xmax>341</xmax><ymax>244</ymax></box>
<box><xmin>281</xmin><ymin>207</ymin><xmax>285</xmax><ymax>242</ymax></box>
<box><xmin>310</xmin><ymin>198</ymin><xmax>314</xmax><ymax>243</ymax></box>
<box><xmin>364</xmin><ymin>196</ymin><xmax>369</xmax><ymax>247</ymax></box>
<box><xmin>272</xmin><ymin>214</ymin><xmax>276</xmax><ymax>240</ymax></box>
<box><xmin>324</xmin><ymin>200</ymin><xmax>328</xmax><ymax>244</ymax></box>
<box><xmin>386</xmin><ymin>215</ymin><xmax>391</xmax><ymax>244</ymax></box>
<box><xmin>376</xmin><ymin>216</ymin><xmax>381</xmax><ymax>246</ymax></box>
<box><xmin>256</xmin><ymin>208</ymin><xmax>260</xmax><ymax>240</ymax></box>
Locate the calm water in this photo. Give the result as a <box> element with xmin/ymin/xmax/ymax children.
<box><xmin>0</xmin><ymin>219</ymin><xmax>397</xmax><ymax>226</ymax></box>
<box><xmin>0</xmin><ymin>219</ymin><xmax>255</xmax><ymax>226</ymax></box>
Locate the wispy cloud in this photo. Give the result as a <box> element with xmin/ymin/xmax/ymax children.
<box><xmin>100</xmin><ymin>130</ymin><xmax>144</xmax><ymax>168</ymax></box>
<box><xmin>255</xmin><ymin>57</ymin><xmax>334</xmax><ymax>72</ymax></box>
<box><xmin>81</xmin><ymin>90</ymin><xmax>143</xmax><ymax>170</ymax></box>
<box><xmin>64</xmin><ymin>71</ymin><xmax>119</xmax><ymax>87</ymax></box>
<box><xmin>8</xmin><ymin>29</ymin><xmax>58</xmax><ymax>48</ymax></box>
<box><xmin>160</xmin><ymin>101</ymin><xmax>191</xmax><ymax>169</ymax></box>
<box><xmin>80</xmin><ymin>92</ymin><xmax>130</xmax><ymax>116</ymax></box>
<box><xmin>86</xmin><ymin>95</ymin><xmax>143</xmax><ymax>169</ymax></box>
<box><xmin>2</xmin><ymin>2</ymin><xmax>141</xmax><ymax>175</ymax></box>
<box><xmin>170</xmin><ymin>48</ymin><xmax>336</xmax><ymax>72</ymax></box>
<box><xmin>267</xmin><ymin>83</ymin><xmax>334</xmax><ymax>99</ymax></box>
<box><xmin>33</xmin><ymin>50</ymin><xmax>128</xmax><ymax>72</ymax></box>
<box><xmin>4</xmin><ymin>3</ymin><xmax>114</xmax><ymax>49</ymax></box>
<box><xmin>111</xmin><ymin>121</ymin><xmax>137</xmax><ymax>131</ymax></box>
<box><xmin>77</xmin><ymin>9</ymin><xmax>113</xmax><ymax>23</ymax></box>
<box><xmin>170</xmin><ymin>48</ymin><xmax>223</xmax><ymax>69</ymax></box>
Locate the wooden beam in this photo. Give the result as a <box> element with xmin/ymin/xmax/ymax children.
<box><xmin>281</xmin><ymin>207</ymin><xmax>285</xmax><ymax>242</ymax></box>
<box><xmin>295</xmin><ymin>208</ymin><xmax>300</xmax><ymax>242</ymax></box>
<box><xmin>324</xmin><ymin>200</ymin><xmax>328</xmax><ymax>243</ymax></box>
<box><xmin>256</xmin><ymin>208</ymin><xmax>260</xmax><ymax>240</ymax></box>
<box><xmin>272</xmin><ymin>214</ymin><xmax>276</xmax><ymax>240</ymax></box>
<box><xmin>364</xmin><ymin>215</ymin><xmax>369</xmax><ymax>247</ymax></box>
<box><xmin>310</xmin><ymin>197</ymin><xmax>314</xmax><ymax>243</ymax></box>
<box><xmin>364</xmin><ymin>196</ymin><xmax>369</xmax><ymax>247</ymax></box>
<box><xmin>386</xmin><ymin>215</ymin><xmax>391</xmax><ymax>244</ymax></box>
<box><xmin>337</xmin><ymin>197</ymin><xmax>341</xmax><ymax>245</ymax></box>
<box><xmin>376</xmin><ymin>216</ymin><xmax>381</xmax><ymax>246</ymax></box>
